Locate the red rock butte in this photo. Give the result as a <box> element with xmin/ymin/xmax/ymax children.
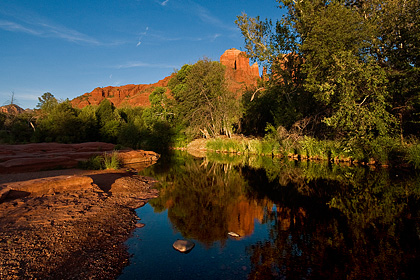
<box><xmin>71</xmin><ymin>48</ymin><xmax>261</xmax><ymax>109</ymax></box>
<box><xmin>220</xmin><ymin>48</ymin><xmax>260</xmax><ymax>96</ymax></box>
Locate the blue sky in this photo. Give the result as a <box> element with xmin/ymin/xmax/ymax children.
<box><xmin>0</xmin><ymin>0</ymin><xmax>284</xmax><ymax>109</ymax></box>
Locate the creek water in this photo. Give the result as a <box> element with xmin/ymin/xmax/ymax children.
<box><xmin>118</xmin><ymin>151</ymin><xmax>419</xmax><ymax>280</ymax></box>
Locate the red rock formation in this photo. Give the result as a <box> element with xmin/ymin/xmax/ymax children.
<box><xmin>0</xmin><ymin>104</ymin><xmax>25</xmax><ymax>114</ymax></box>
<box><xmin>71</xmin><ymin>48</ymin><xmax>261</xmax><ymax>109</ymax></box>
<box><xmin>220</xmin><ymin>48</ymin><xmax>261</xmax><ymax>96</ymax></box>
<box><xmin>71</xmin><ymin>75</ymin><xmax>174</xmax><ymax>109</ymax></box>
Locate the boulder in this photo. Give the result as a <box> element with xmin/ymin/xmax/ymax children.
<box><xmin>0</xmin><ymin>142</ymin><xmax>116</xmax><ymax>173</ymax></box>
<box><xmin>118</xmin><ymin>150</ymin><xmax>160</xmax><ymax>165</ymax></box>
<box><xmin>228</xmin><ymin>232</ymin><xmax>240</xmax><ymax>238</ymax></box>
<box><xmin>135</xmin><ymin>222</ymin><xmax>145</xmax><ymax>228</ymax></box>
<box><xmin>109</xmin><ymin>175</ymin><xmax>153</xmax><ymax>194</ymax></box>
<box><xmin>0</xmin><ymin>143</ymin><xmax>160</xmax><ymax>173</ymax></box>
<box><xmin>172</xmin><ymin>240</ymin><xmax>195</xmax><ymax>253</ymax></box>
<box><xmin>1</xmin><ymin>175</ymin><xmax>97</xmax><ymax>198</ymax></box>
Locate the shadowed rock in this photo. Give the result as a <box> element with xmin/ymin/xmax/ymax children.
<box><xmin>0</xmin><ymin>142</ymin><xmax>160</xmax><ymax>173</ymax></box>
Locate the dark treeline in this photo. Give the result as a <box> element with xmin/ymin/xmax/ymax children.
<box><xmin>0</xmin><ymin>94</ymin><xmax>173</xmax><ymax>153</ymax></box>
<box><xmin>1</xmin><ymin>0</ymin><xmax>419</xmax><ymax>166</ymax></box>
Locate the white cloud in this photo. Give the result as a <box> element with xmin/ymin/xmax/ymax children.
<box><xmin>117</xmin><ymin>61</ymin><xmax>177</xmax><ymax>69</ymax></box>
<box><xmin>187</xmin><ymin>1</ymin><xmax>236</xmax><ymax>32</ymax></box>
<box><xmin>161</xmin><ymin>0</ymin><xmax>170</xmax><ymax>6</ymax></box>
<box><xmin>0</xmin><ymin>18</ymin><xmax>101</xmax><ymax>45</ymax></box>
<box><xmin>210</xmin><ymin>33</ymin><xmax>221</xmax><ymax>41</ymax></box>
<box><xmin>0</xmin><ymin>20</ymin><xmax>40</xmax><ymax>35</ymax></box>
<box><xmin>136</xmin><ymin>26</ymin><xmax>149</xmax><ymax>47</ymax></box>
<box><xmin>0</xmin><ymin>9</ymin><xmax>113</xmax><ymax>46</ymax></box>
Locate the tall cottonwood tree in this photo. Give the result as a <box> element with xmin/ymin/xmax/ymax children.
<box><xmin>169</xmin><ymin>58</ymin><xmax>240</xmax><ymax>138</ymax></box>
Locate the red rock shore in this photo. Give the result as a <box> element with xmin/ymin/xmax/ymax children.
<box><xmin>0</xmin><ymin>143</ymin><xmax>160</xmax><ymax>279</ymax></box>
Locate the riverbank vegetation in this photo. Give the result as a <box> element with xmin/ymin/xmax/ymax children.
<box><xmin>0</xmin><ymin>0</ymin><xmax>419</xmax><ymax>168</ymax></box>
<box><xmin>78</xmin><ymin>152</ymin><xmax>121</xmax><ymax>170</ymax></box>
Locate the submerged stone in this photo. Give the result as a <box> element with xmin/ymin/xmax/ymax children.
<box><xmin>228</xmin><ymin>232</ymin><xmax>240</xmax><ymax>238</ymax></box>
<box><xmin>172</xmin><ymin>240</ymin><xmax>195</xmax><ymax>253</ymax></box>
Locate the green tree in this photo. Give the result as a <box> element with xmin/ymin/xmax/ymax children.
<box><xmin>169</xmin><ymin>58</ymin><xmax>240</xmax><ymax>138</ymax></box>
<box><xmin>36</xmin><ymin>92</ymin><xmax>58</xmax><ymax>112</ymax></box>
<box><xmin>78</xmin><ymin>105</ymin><xmax>99</xmax><ymax>141</ymax></box>
<box><xmin>142</xmin><ymin>87</ymin><xmax>171</xmax><ymax>127</ymax></box>
<box><xmin>95</xmin><ymin>99</ymin><xmax>123</xmax><ymax>142</ymax></box>
<box><xmin>236</xmin><ymin>0</ymin><xmax>400</xmax><ymax>152</ymax></box>
<box><xmin>35</xmin><ymin>100</ymin><xmax>81</xmax><ymax>143</ymax></box>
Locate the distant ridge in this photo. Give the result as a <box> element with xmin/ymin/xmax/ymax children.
<box><xmin>0</xmin><ymin>104</ymin><xmax>26</xmax><ymax>115</ymax></box>
<box><xmin>71</xmin><ymin>48</ymin><xmax>261</xmax><ymax>109</ymax></box>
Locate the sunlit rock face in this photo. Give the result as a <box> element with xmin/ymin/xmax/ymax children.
<box><xmin>0</xmin><ymin>104</ymin><xmax>25</xmax><ymax>114</ymax></box>
<box><xmin>220</xmin><ymin>48</ymin><xmax>261</xmax><ymax>96</ymax></box>
<box><xmin>71</xmin><ymin>75</ymin><xmax>174</xmax><ymax>109</ymax></box>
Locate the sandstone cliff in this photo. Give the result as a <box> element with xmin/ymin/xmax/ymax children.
<box><xmin>71</xmin><ymin>75</ymin><xmax>174</xmax><ymax>109</ymax></box>
<box><xmin>220</xmin><ymin>48</ymin><xmax>260</xmax><ymax>96</ymax></box>
<box><xmin>71</xmin><ymin>48</ymin><xmax>260</xmax><ymax>109</ymax></box>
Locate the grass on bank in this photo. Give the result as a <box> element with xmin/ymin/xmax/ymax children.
<box><xmin>406</xmin><ymin>142</ymin><xmax>420</xmax><ymax>169</ymax></box>
<box><xmin>206</xmin><ymin>137</ymin><xmax>349</xmax><ymax>160</ymax></box>
<box><xmin>205</xmin><ymin>136</ymin><xmax>420</xmax><ymax>168</ymax></box>
<box><xmin>78</xmin><ymin>151</ymin><xmax>121</xmax><ymax>170</ymax></box>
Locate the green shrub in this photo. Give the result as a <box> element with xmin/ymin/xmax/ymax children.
<box><xmin>103</xmin><ymin>151</ymin><xmax>120</xmax><ymax>169</ymax></box>
<box><xmin>78</xmin><ymin>155</ymin><xmax>103</xmax><ymax>170</ymax></box>
<box><xmin>406</xmin><ymin>143</ymin><xmax>420</xmax><ymax>169</ymax></box>
<box><xmin>79</xmin><ymin>152</ymin><xmax>121</xmax><ymax>170</ymax></box>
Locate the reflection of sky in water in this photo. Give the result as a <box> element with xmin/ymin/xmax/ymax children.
<box><xmin>119</xmin><ymin>203</ymin><xmax>273</xmax><ymax>280</ymax></box>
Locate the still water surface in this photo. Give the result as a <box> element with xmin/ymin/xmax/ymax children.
<box><xmin>119</xmin><ymin>151</ymin><xmax>419</xmax><ymax>280</ymax></box>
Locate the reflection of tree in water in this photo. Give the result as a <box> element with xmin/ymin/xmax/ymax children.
<box><xmin>149</xmin><ymin>157</ymin><xmax>272</xmax><ymax>247</ymax></box>
<box><xmin>242</xmin><ymin>164</ymin><xmax>420</xmax><ymax>280</ymax></box>
<box><xmin>144</xmin><ymin>152</ymin><xmax>419</xmax><ymax>278</ymax></box>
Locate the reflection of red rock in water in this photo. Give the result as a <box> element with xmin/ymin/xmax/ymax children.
<box><xmin>226</xmin><ymin>196</ymin><xmax>271</xmax><ymax>238</ymax></box>
<box><xmin>275</xmin><ymin>206</ymin><xmax>307</xmax><ymax>231</ymax></box>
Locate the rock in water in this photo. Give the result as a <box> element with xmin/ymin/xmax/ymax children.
<box><xmin>173</xmin><ymin>240</ymin><xmax>195</xmax><ymax>253</ymax></box>
<box><xmin>228</xmin><ymin>232</ymin><xmax>240</xmax><ymax>237</ymax></box>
